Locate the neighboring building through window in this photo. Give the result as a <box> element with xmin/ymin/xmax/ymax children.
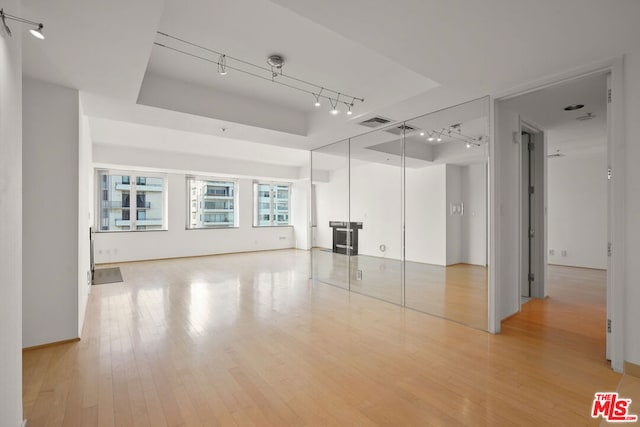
<box><xmin>187</xmin><ymin>177</ymin><xmax>238</xmax><ymax>228</ymax></box>
<box><xmin>253</xmin><ymin>182</ymin><xmax>290</xmax><ymax>226</ymax></box>
<box><xmin>97</xmin><ymin>171</ymin><xmax>166</xmax><ymax>232</ymax></box>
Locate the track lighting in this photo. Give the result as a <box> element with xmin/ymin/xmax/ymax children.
<box><xmin>155</xmin><ymin>31</ymin><xmax>365</xmax><ymax>116</ymax></box>
<box><xmin>218</xmin><ymin>54</ymin><xmax>227</xmax><ymax>75</ymax></box>
<box><xmin>329</xmin><ymin>95</ymin><xmax>340</xmax><ymax>115</ymax></box>
<box><xmin>29</xmin><ymin>23</ymin><xmax>44</xmax><ymax>40</ymax></box>
<box><xmin>423</xmin><ymin>124</ymin><xmax>485</xmax><ymax>147</ymax></box>
<box><xmin>0</xmin><ymin>9</ymin><xmax>45</xmax><ymax>39</ymax></box>
<box><xmin>313</xmin><ymin>89</ymin><xmax>323</xmax><ymax>107</ymax></box>
<box><xmin>346</xmin><ymin>103</ymin><xmax>353</xmax><ymax>115</ymax></box>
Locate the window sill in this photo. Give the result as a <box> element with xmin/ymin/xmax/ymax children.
<box><xmin>94</xmin><ymin>229</ymin><xmax>168</xmax><ymax>234</ymax></box>
<box><xmin>185</xmin><ymin>226</ymin><xmax>240</xmax><ymax>230</ymax></box>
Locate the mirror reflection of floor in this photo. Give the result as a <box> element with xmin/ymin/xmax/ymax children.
<box><xmin>311</xmin><ymin>248</ymin><xmax>488</xmax><ymax>330</ymax></box>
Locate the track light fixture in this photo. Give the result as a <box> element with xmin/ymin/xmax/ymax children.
<box><xmin>217</xmin><ymin>54</ymin><xmax>227</xmax><ymax>75</ymax></box>
<box><xmin>0</xmin><ymin>9</ymin><xmax>45</xmax><ymax>39</ymax></box>
<box><xmin>313</xmin><ymin>88</ymin><xmax>323</xmax><ymax>107</ymax></box>
<box><xmin>154</xmin><ymin>31</ymin><xmax>365</xmax><ymax>116</ymax></box>
<box><xmin>421</xmin><ymin>124</ymin><xmax>485</xmax><ymax>147</ymax></box>
<box><xmin>329</xmin><ymin>97</ymin><xmax>340</xmax><ymax>115</ymax></box>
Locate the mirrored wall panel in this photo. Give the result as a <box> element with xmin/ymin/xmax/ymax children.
<box><xmin>310</xmin><ymin>97</ymin><xmax>490</xmax><ymax>330</ymax></box>
<box><xmin>349</xmin><ymin>127</ymin><xmax>403</xmax><ymax>304</ymax></box>
<box><xmin>311</xmin><ymin>140</ymin><xmax>350</xmax><ymax>290</ymax></box>
<box><xmin>404</xmin><ymin>99</ymin><xmax>489</xmax><ymax>329</ymax></box>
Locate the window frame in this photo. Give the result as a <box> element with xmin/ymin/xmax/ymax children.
<box><xmin>95</xmin><ymin>169</ymin><xmax>168</xmax><ymax>233</ymax></box>
<box><xmin>185</xmin><ymin>176</ymin><xmax>240</xmax><ymax>230</ymax></box>
<box><xmin>252</xmin><ymin>181</ymin><xmax>292</xmax><ymax>227</ymax></box>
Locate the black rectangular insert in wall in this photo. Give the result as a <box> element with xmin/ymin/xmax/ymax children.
<box><xmin>329</xmin><ymin>221</ymin><xmax>363</xmax><ymax>255</ymax></box>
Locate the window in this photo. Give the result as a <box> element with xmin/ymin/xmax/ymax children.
<box><xmin>97</xmin><ymin>170</ymin><xmax>166</xmax><ymax>232</ymax></box>
<box><xmin>253</xmin><ymin>182</ymin><xmax>290</xmax><ymax>226</ymax></box>
<box><xmin>186</xmin><ymin>177</ymin><xmax>238</xmax><ymax>229</ymax></box>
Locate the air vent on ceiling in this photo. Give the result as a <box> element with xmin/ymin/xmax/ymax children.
<box><xmin>358</xmin><ymin>116</ymin><xmax>393</xmax><ymax>128</ymax></box>
<box><xmin>576</xmin><ymin>112</ymin><xmax>596</xmax><ymax>121</ymax></box>
<box><xmin>385</xmin><ymin>124</ymin><xmax>416</xmax><ymax>135</ymax></box>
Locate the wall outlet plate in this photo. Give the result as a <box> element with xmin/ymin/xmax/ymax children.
<box><xmin>356</xmin><ymin>270</ymin><xmax>363</xmax><ymax>280</ymax></box>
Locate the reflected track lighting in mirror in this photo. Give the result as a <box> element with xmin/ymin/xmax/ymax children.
<box><xmin>154</xmin><ymin>31</ymin><xmax>364</xmax><ymax>116</ymax></box>
<box><xmin>0</xmin><ymin>9</ymin><xmax>45</xmax><ymax>39</ymax></box>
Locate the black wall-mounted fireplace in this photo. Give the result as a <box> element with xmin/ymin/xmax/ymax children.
<box><xmin>329</xmin><ymin>221</ymin><xmax>363</xmax><ymax>255</ymax></box>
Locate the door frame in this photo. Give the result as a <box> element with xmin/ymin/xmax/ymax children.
<box><xmin>519</xmin><ymin>124</ymin><xmax>546</xmax><ymax>301</ymax></box>
<box><xmin>488</xmin><ymin>57</ymin><xmax>625</xmax><ymax>372</ymax></box>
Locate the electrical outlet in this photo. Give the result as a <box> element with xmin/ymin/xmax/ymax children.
<box><xmin>356</xmin><ymin>270</ymin><xmax>363</xmax><ymax>280</ymax></box>
<box><xmin>561</xmin><ymin>250</ymin><xmax>567</xmax><ymax>257</ymax></box>
<box><xmin>549</xmin><ymin>249</ymin><xmax>555</xmax><ymax>255</ymax></box>
<box><xmin>279</xmin><ymin>236</ymin><xmax>287</xmax><ymax>240</ymax></box>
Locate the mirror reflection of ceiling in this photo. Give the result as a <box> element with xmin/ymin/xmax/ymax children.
<box><xmin>313</xmin><ymin>98</ymin><xmax>489</xmax><ymax>170</ymax></box>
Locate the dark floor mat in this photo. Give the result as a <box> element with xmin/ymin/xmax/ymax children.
<box><xmin>92</xmin><ymin>267</ymin><xmax>123</xmax><ymax>285</ymax></box>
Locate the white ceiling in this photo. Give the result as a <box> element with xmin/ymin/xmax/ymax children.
<box><xmin>147</xmin><ymin>0</ymin><xmax>438</xmax><ymax>115</ymax></box>
<box><xmin>20</xmin><ymin>0</ymin><xmax>640</xmax><ymax>159</ymax></box>
<box><xmin>501</xmin><ymin>72</ymin><xmax>607</xmax><ymax>154</ymax></box>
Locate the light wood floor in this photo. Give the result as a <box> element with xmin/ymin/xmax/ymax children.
<box><xmin>23</xmin><ymin>251</ymin><xmax>629</xmax><ymax>426</ymax></box>
<box><xmin>312</xmin><ymin>249</ymin><xmax>488</xmax><ymax>330</ymax></box>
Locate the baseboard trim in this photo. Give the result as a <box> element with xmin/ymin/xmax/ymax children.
<box><xmin>22</xmin><ymin>337</ymin><xmax>80</xmax><ymax>352</ymax></box>
<box><xmin>624</xmin><ymin>361</ymin><xmax>640</xmax><ymax>378</ymax></box>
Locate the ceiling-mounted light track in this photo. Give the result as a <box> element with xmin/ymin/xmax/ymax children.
<box><xmin>154</xmin><ymin>31</ymin><xmax>365</xmax><ymax>115</ymax></box>
<box><xmin>420</xmin><ymin>124</ymin><xmax>486</xmax><ymax>147</ymax></box>
<box><xmin>217</xmin><ymin>54</ymin><xmax>227</xmax><ymax>76</ymax></box>
<box><xmin>0</xmin><ymin>9</ymin><xmax>45</xmax><ymax>39</ymax></box>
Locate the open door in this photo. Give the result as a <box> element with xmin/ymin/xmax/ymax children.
<box><xmin>520</xmin><ymin>126</ymin><xmax>546</xmax><ymax>300</ymax></box>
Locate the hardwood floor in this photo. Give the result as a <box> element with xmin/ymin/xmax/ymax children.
<box><xmin>23</xmin><ymin>251</ymin><xmax>626</xmax><ymax>426</ymax></box>
<box><xmin>312</xmin><ymin>249</ymin><xmax>488</xmax><ymax>330</ymax></box>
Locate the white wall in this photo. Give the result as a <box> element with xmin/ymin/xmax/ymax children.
<box><xmin>461</xmin><ymin>164</ymin><xmax>488</xmax><ymax>265</ymax></box>
<box><xmin>0</xmin><ymin>1</ymin><xmax>24</xmax><ymax>421</ymax></box>
<box><xmin>624</xmin><ymin>51</ymin><xmax>640</xmax><ymax>367</ymax></box>
<box><xmin>93</xmin><ymin>143</ymin><xmax>301</xmax><ymax>182</ymax></box>
<box><xmin>313</xmin><ymin>166</ymin><xmax>349</xmax><ymax>250</ymax></box>
<box><xmin>313</xmin><ymin>160</ymin><xmax>488</xmax><ymax>267</ymax></box>
<box><xmin>292</xmin><ymin>179</ymin><xmax>311</xmax><ymax>250</ymax></box>
<box><xmin>23</xmin><ymin>78</ymin><xmax>81</xmax><ymax>348</ymax></box>
<box><xmin>547</xmin><ymin>151</ymin><xmax>607</xmax><ymax>269</ymax></box>
<box><xmin>405</xmin><ymin>164</ymin><xmax>447</xmax><ymax>266</ymax></box>
<box><xmin>78</xmin><ymin>111</ymin><xmax>93</xmax><ymax>336</ymax></box>
<box><xmin>493</xmin><ymin>103</ymin><xmax>522</xmax><ymax>323</ymax></box>
<box><xmin>350</xmin><ymin>162</ymin><xmax>403</xmax><ymax>259</ymax></box>
<box><xmin>446</xmin><ymin>165</ymin><xmax>463</xmax><ymax>264</ymax></box>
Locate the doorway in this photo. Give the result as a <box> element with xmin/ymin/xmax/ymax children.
<box><xmin>495</xmin><ymin>71</ymin><xmax>613</xmax><ymax>364</ymax></box>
